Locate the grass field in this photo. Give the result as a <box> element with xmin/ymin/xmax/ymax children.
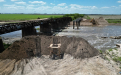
<box><xmin>0</xmin><ymin>14</ymin><xmax>63</xmax><ymax>21</ymax></box>
<box><xmin>106</xmin><ymin>19</ymin><xmax>121</xmax><ymax>23</ymax></box>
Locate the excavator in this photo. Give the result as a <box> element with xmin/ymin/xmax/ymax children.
<box><xmin>90</xmin><ymin>18</ymin><xmax>96</xmax><ymax>25</ymax></box>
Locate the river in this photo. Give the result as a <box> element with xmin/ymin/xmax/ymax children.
<box><xmin>57</xmin><ymin>25</ymin><xmax>121</xmax><ymax>50</ymax></box>
<box><xmin>0</xmin><ymin>25</ymin><xmax>121</xmax><ymax>50</ymax></box>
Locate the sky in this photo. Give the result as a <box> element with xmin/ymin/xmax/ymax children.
<box><xmin>0</xmin><ymin>0</ymin><xmax>121</xmax><ymax>14</ymax></box>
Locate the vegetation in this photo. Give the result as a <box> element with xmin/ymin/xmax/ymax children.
<box><xmin>106</xmin><ymin>19</ymin><xmax>121</xmax><ymax>23</ymax></box>
<box><xmin>108</xmin><ymin>49</ymin><xmax>113</xmax><ymax>52</ymax></box>
<box><xmin>113</xmin><ymin>57</ymin><xmax>121</xmax><ymax>62</ymax></box>
<box><xmin>0</xmin><ymin>13</ymin><xmax>85</xmax><ymax>21</ymax></box>
<box><xmin>36</xmin><ymin>28</ymin><xmax>40</xmax><ymax>30</ymax></box>
<box><xmin>105</xmin><ymin>56</ymin><xmax>110</xmax><ymax>61</ymax></box>
<box><xmin>99</xmin><ymin>50</ymin><xmax>103</xmax><ymax>54</ymax></box>
<box><xmin>63</xmin><ymin>13</ymin><xmax>85</xmax><ymax>20</ymax></box>
<box><xmin>119</xmin><ymin>67</ymin><xmax>121</xmax><ymax>69</ymax></box>
<box><xmin>3</xmin><ymin>43</ymin><xmax>11</xmax><ymax>50</ymax></box>
<box><xmin>0</xmin><ymin>14</ymin><xmax>63</xmax><ymax>21</ymax></box>
<box><xmin>83</xmin><ymin>15</ymin><xmax>91</xmax><ymax>19</ymax></box>
<box><xmin>84</xmin><ymin>15</ymin><xmax>91</xmax><ymax>19</ymax></box>
<box><xmin>106</xmin><ymin>48</ymin><xmax>121</xmax><ymax>63</ymax></box>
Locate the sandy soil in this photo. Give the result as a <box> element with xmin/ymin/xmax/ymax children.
<box><xmin>0</xmin><ymin>54</ymin><xmax>120</xmax><ymax>75</ymax></box>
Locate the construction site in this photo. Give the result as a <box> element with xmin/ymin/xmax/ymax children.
<box><xmin>0</xmin><ymin>16</ymin><xmax>121</xmax><ymax>75</ymax></box>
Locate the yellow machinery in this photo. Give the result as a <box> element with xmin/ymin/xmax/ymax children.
<box><xmin>90</xmin><ymin>18</ymin><xmax>96</xmax><ymax>25</ymax></box>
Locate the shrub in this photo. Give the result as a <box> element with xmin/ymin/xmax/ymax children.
<box><xmin>113</xmin><ymin>57</ymin><xmax>121</xmax><ymax>62</ymax></box>
<box><xmin>99</xmin><ymin>50</ymin><xmax>103</xmax><ymax>54</ymax></box>
<box><xmin>108</xmin><ymin>49</ymin><xmax>113</xmax><ymax>52</ymax></box>
<box><xmin>37</xmin><ymin>17</ymin><xmax>40</xmax><ymax>19</ymax></box>
<box><xmin>63</xmin><ymin>13</ymin><xmax>84</xmax><ymax>20</ymax></box>
<box><xmin>36</xmin><ymin>28</ymin><xmax>40</xmax><ymax>30</ymax></box>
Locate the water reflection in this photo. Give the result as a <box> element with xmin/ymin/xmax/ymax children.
<box><xmin>0</xmin><ymin>26</ymin><xmax>40</xmax><ymax>38</ymax></box>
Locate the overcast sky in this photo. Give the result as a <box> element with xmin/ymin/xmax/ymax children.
<box><xmin>0</xmin><ymin>0</ymin><xmax>121</xmax><ymax>14</ymax></box>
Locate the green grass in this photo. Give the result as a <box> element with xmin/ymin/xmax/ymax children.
<box><xmin>105</xmin><ymin>56</ymin><xmax>110</xmax><ymax>61</ymax></box>
<box><xmin>99</xmin><ymin>50</ymin><xmax>103</xmax><ymax>54</ymax></box>
<box><xmin>0</xmin><ymin>14</ymin><xmax>85</xmax><ymax>21</ymax></box>
<box><xmin>108</xmin><ymin>48</ymin><xmax>118</xmax><ymax>52</ymax></box>
<box><xmin>83</xmin><ymin>15</ymin><xmax>92</xmax><ymax>19</ymax></box>
<box><xmin>3</xmin><ymin>43</ymin><xmax>11</xmax><ymax>50</ymax></box>
<box><xmin>86</xmin><ymin>15</ymin><xmax>91</xmax><ymax>19</ymax></box>
<box><xmin>106</xmin><ymin>19</ymin><xmax>121</xmax><ymax>23</ymax></box>
<box><xmin>108</xmin><ymin>49</ymin><xmax>113</xmax><ymax>52</ymax></box>
<box><xmin>0</xmin><ymin>14</ymin><xmax>63</xmax><ymax>21</ymax></box>
<box><xmin>36</xmin><ymin>28</ymin><xmax>40</xmax><ymax>30</ymax></box>
<box><xmin>113</xmin><ymin>57</ymin><xmax>121</xmax><ymax>62</ymax></box>
<box><xmin>63</xmin><ymin>13</ymin><xmax>84</xmax><ymax>20</ymax></box>
<box><xmin>119</xmin><ymin>67</ymin><xmax>121</xmax><ymax>69</ymax></box>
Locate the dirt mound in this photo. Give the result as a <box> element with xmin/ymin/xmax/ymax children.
<box><xmin>95</xmin><ymin>17</ymin><xmax>109</xmax><ymax>25</ymax></box>
<box><xmin>0</xmin><ymin>36</ymin><xmax>99</xmax><ymax>60</ymax></box>
<box><xmin>82</xmin><ymin>19</ymin><xmax>90</xmax><ymax>22</ymax></box>
<box><xmin>80</xmin><ymin>19</ymin><xmax>93</xmax><ymax>26</ymax></box>
<box><xmin>0</xmin><ymin>37</ymin><xmax>37</xmax><ymax>60</ymax></box>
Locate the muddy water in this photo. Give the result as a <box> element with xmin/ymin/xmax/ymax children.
<box><xmin>57</xmin><ymin>25</ymin><xmax>121</xmax><ymax>51</ymax></box>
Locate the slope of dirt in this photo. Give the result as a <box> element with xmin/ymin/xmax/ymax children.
<box><xmin>95</xmin><ymin>17</ymin><xmax>109</xmax><ymax>25</ymax></box>
<box><xmin>80</xmin><ymin>19</ymin><xmax>93</xmax><ymax>26</ymax></box>
<box><xmin>0</xmin><ymin>35</ymin><xmax>99</xmax><ymax>60</ymax></box>
<box><xmin>0</xmin><ymin>54</ymin><xmax>120</xmax><ymax>75</ymax></box>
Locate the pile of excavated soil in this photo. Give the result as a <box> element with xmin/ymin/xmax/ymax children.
<box><xmin>95</xmin><ymin>17</ymin><xmax>109</xmax><ymax>25</ymax></box>
<box><xmin>0</xmin><ymin>35</ymin><xmax>99</xmax><ymax>60</ymax></box>
<box><xmin>79</xmin><ymin>19</ymin><xmax>93</xmax><ymax>26</ymax></box>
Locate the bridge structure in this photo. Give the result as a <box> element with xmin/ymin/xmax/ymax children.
<box><xmin>73</xmin><ymin>18</ymin><xmax>82</xmax><ymax>29</ymax></box>
<box><xmin>0</xmin><ymin>17</ymin><xmax>72</xmax><ymax>52</ymax></box>
<box><xmin>0</xmin><ymin>17</ymin><xmax>83</xmax><ymax>52</ymax></box>
<box><xmin>0</xmin><ymin>17</ymin><xmax>72</xmax><ymax>37</ymax></box>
